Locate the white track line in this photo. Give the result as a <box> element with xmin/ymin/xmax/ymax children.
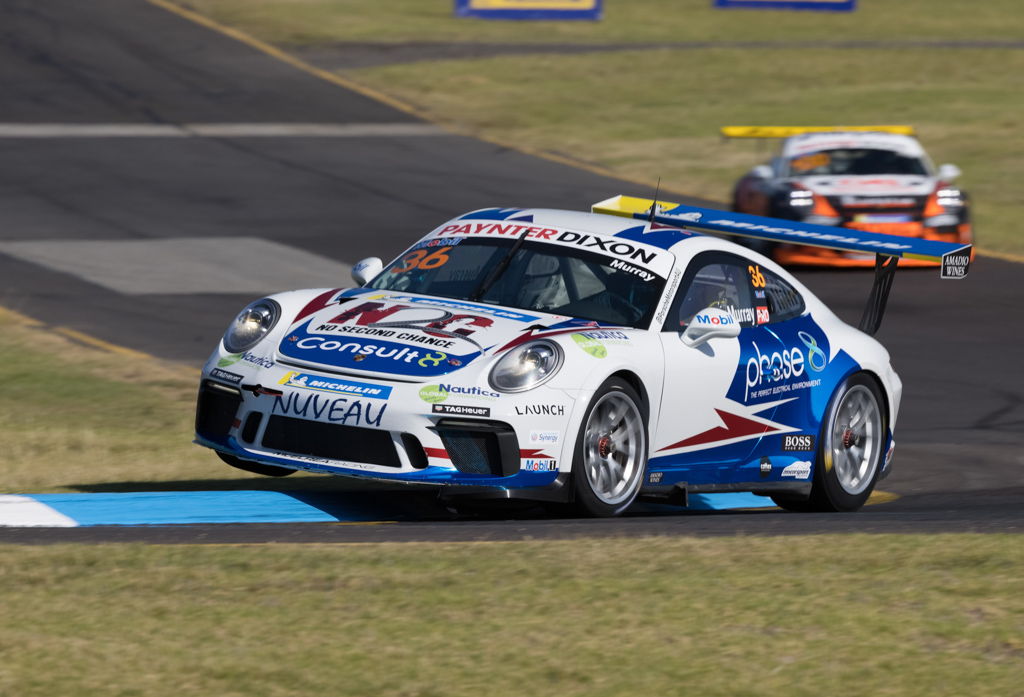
<box><xmin>0</xmin><ymin>496</ymin><xmax>78</xmax><ymax>527</ymax></box>
<box><xmin>0</xmin><ymin>123</ymin><xmax>445</xmax><ymax>138</ymax></box>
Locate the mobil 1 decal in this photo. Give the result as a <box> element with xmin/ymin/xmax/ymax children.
<box><xmin>278</xmin><ymin>297</ymin><xmax>486</xmax><ymax>377</ymax></box>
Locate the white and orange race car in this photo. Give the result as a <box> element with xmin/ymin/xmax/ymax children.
<box><xmin>727</xmin><ymin>126</ymin><xmax>973</xmax><ymax>267</ymax></box>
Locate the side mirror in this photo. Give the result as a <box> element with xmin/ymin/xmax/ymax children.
<box><xmin>937</xmin><ymin>163</ymin><xmax>961</xmax><ymax>182</ymax></box>
<box><xmin>750</xmin><ymin>164</ymin><xmax>773</xmax><ymax>179</ymax></box>
<box><xmin>351</xmin><ymin>257</ymin><xmax>383</xmax><ymax>286</ymax></box>
<box><xmin>682</xmin><ymin>307</ymin><xmax>741</xmax><ymax>348</ymax></box>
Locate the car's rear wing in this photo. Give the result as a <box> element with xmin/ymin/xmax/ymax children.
<box><xmin>720</xmin><ymin>125</ymin><xmax>916</xmax><ymax>138</ymax></box>
<box><xmin>592</xmin><ymin>194</ymin><xmax>972</xmax><ymax>335</ymax></box>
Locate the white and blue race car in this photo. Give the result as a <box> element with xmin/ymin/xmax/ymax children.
<box><xmin>195</xmin><ymin>196</ymin><xmax>971</xmax><ymax>516</ymax></box>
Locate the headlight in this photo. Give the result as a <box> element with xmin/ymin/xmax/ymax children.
<box><xmin>489</xmin><ymin>340</ymin><xmax>563</xmax><ymax>393</ymax></box>
<box><xmin>222</xmin><ymin>299</ymin><xmax>281</xmax><ymax>354</ymax></box>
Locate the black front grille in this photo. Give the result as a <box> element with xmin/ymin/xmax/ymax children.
<box><xmin>195</xmin><ymin>381</ymin><xmax>243</xmax><ymax>445</ymax></box>
<box><xmin>261</xmin><ymin>416</ymin><xmax>401</xmax><ymax>467</ymax></box>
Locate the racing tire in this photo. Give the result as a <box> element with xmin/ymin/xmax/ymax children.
<box><xmin>217</xmin><ymin>452</ymin><xmax>296</xmax><ymax>477</ymax></box>
<box><xmin>571</xmin><ymin>378</ymin><xmax>648</xmax><ymax>517</ymax></box>
<box><xmin>782</xmin><ymin>373</ymin><xmax>886</xmax><ymax>512</ymax></box>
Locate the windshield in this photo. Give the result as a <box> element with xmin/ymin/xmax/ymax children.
<box><xmin>368</xmin><ymin>238</ymin><xmax>667</xmax><ymax>328</ymax></box>
<box><xmin>786</xmin><ymin>148</ymin><xmax>929</xmax><ymax>177</ymax></box>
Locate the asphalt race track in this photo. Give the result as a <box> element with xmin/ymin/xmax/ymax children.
<box><xmin>1</xmin><ymin>0</ymin><xmax>1022</xmax><ymax>542</ymax></box>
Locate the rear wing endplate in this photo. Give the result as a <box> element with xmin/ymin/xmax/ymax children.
<box><xmin>592</xmin><ymin>195</ymin><xmax>972</xmax><ymax>334</ymax></box>
<box><xmin>720</xmin><ymin>125</ymin><xmax>916</xmax><ymax>138</ymax></box>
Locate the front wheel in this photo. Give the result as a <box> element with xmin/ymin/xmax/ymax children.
<box><xmin>803</xmin><ymin>373</ymin><xmax>886</xmax><ymax>512</ymax></box>
<box><xmin>571</xmin><ymin>378</ymin><xmax>648</xmax><ymax>517</ymax></box>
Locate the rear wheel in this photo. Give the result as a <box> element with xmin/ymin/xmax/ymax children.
<box><xmin>571</xmin><ymin>378</ymin><xmax>648</xmax><ymax>517</ymax></box>
<box><xmin>217</xmin><ymin>452</ymin><xmax>296</xmax><ymax>477</ymax></box>
<box><xmin>779</xmin><ymin>373</ymin><xmax>885</xmax><ymax>512</ymax></box>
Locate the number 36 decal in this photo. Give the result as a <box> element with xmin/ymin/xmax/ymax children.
<box><xmin>392</xmin><ymin>247</ymin><xmax>452</xmax><ymax>273</ymax></box>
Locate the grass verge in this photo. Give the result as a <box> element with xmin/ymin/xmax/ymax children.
<box><xmin>0</xmin><ymin>308</ymin><xmax>314</xmax><ymax>492</ymax></box>
<box><xmin>2</xmin><ymin>535</ymin><xmax>1023</xmax><ymax>697</ymax></box>
<box><xmin>177</xmin><ymin>0</ymin><xmax>1024</xmax><ymax>257</ymax></box>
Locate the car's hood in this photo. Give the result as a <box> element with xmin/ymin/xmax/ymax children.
<box><xmin>794</xmin><ymin>174</ymin><xmax>935</xmax><ymax>198</ymax></box>
<box><xmin>275</xmin><ymin>289</ymin><xmax>606</xmax><ymax>380</ymax></box>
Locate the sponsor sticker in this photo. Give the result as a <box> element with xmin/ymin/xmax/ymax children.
<box><xmin>279</xmin><ymin>371</ymin><xmax>392</xmax><ymax>400</ymax></box>
<box><xmin>522</xmin><ymin>458</ymin><xmax>558</xmax><ymax>472</ymax></box>
<box><xmin>515</xmin><ymin>404</ymin><xmax>566</xmax><ymax>416</ymax></box>
<box><xmin>648</xmin><ymin>471</ymin><xmax>664</xmax><ymax>484</ymax></box>
<box><xmin>781</xmin><ymin>461</ymin><xmax>812</xmax><ymax>480</ymax></box>
<box><xmin>756</xmin><ymin>306</ymin><xmax>770</xmax><ymax>325</ymax></box>
<box><xmin>210</xmin><ymin>368</ymin><xmax>243</xmax><ymax>384</ymax></box>
<box><xmin>782</xmin><ymin>434</ymin><xmax>816</xmax><ymax>452</ymax></box>
<box><xmin>271</xmin><ymin>392</ymin><xmax>386</xmax><ymax>427</ymax></box>
<box><xmin>759</xmin><ymin>457</ymin><xmax>772</xmax><ymax>478</ymax></box>
<box><xmin>529</xmin><ymin>430</ymin><xmax>560</xmax><ymax>444</ymax></box>
<box><xmin>218</xmin><ymin>351</ymin><xmax>274</xmax><ymax>369</ymax></box>
<box><xmin>941</xmin><ymin>248</ymin><xmax>971</xmax><ymax>279</ymax></box>
<box><xmin>419</xmin><ymin>383</ymin><xmax>500</xmax><ymax>403</ymax></box>
<box><xmin>432</xmin><ymin>404</ymin><xmax>491</xmax><ymax>417</ymax></box>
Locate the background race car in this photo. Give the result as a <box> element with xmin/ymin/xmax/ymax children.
<box><xmin>726</xmin><ymin>126</ymin><xmax>973</xmax><ymax>267</ymax></box>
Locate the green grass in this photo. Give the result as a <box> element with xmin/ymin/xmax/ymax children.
<box><xmin>178</xmin><ymin>0</ymin><xmax>1024</xmax><ymax>256</ymax></box>
<box><xmin>0</xmin><ymin>309</ymin><xmax>316</xmax><ymax>493</ymax></box>
<box><xmin>181</xmin><ymin>0</ymin><xmax>1024</xmax><ymax>45</ymax></box>
<box><xmin>2</xmin><ymin>536</ymin><xmax>1023</xmax><ymax>697</ymax></box>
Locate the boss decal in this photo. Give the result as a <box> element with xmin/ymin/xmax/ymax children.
<box><xmin>782</xmin><ymin>434</ymin><xmax>816</xmax><ymax>452</ymax></box>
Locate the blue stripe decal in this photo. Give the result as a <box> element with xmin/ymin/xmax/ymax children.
<box><xmin>15</xmin><ymin>490</ymin><xmax>778</xmax><ymax>526</ymax></box>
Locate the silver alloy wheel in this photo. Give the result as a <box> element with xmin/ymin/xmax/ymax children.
<box><xmin>825</xmin><ymin>384</ymin><xmax>882</xmax><ymax>496</ymax></box>
<box><xmin>582</xmin><ymin>391</ymin><xmax>645</xmax><ymax>506</ymax></box>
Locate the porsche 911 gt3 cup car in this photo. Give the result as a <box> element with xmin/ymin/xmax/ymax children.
<box><xmin>726</xmin><ymin>126</ymin><xmax>973</xmax><ymax>267</ymax></box>
<box><xmin>195</xmin><ymin>196</ymin><xmax>971</xmax><ymax>516</ymax></box>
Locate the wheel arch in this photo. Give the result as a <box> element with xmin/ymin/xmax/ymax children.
<box><xmin>608</xmin><ymin>369</ymin><xmax>650</xmax><ymax>423</ymax></box>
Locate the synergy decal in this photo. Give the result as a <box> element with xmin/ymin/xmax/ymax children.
<box><xmin>530</xmin><ymin>430</ymin><xmax>560</xmax><ymax>444</ymax></box>
<box><xmin>279</xmin><ymin>372</ymin><xmax>392</xmax><ymax>400</ymax></box>
<box><xmin>515</xmin><ymin>404</ymin><xmax>566</xmax><ymax>416</ymax></box>
<box><xmin>781</xmin><ymin>461</ymin><xmax>812</xmax><ymax>480</ymax></box>
<box><xmin>432</xmin><ymin>404</ymin><xmax>490</xmax><ymax>417</ymax></box>
<box><xmin>210</xmin><ymin>368</ymin><xmax>243</xmax><ymax>384</ymax></box>
<box><xmin>419</xmin><ymin>384</ymin><xmax>499</xmax><ymax>403</ymax></box>
<box><xmin>782</xmin><ymin>434</ymin><xmax>816</xmax><ymax>452</ymax></box>
<box><xmin>218</xmin><ymin>351</ymin><xmax>274</xmax><ymax>369</ymax></box>
<box><xmin>272</xmin><ymin>393</ymin><xmax>386</xmax><ymax>427</ymax></box>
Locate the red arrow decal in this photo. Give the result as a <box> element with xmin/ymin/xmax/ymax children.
<box><xmin>657</xmin><ymin>409</ymin><xmax>780</xmax><ymax>452</ymax></box>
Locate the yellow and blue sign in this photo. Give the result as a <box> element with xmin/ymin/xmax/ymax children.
<box><xmin>714</xmin><ymin>0</ymin><xmax>856</xmax><ymax>11</ymax></box>
<box><xmin>455</xmin><ymin>0</ymin><xmax>602</xmax><ymax>20</ymax></box>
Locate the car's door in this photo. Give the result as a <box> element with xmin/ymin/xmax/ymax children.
<box><xmin>651</xmin><ymin>252</ymin><xmax>787</xmax><ymax>487</ymax></box>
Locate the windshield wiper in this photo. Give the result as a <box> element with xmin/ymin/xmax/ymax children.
<box><xmin>469</xmin><ymin>227</ymin><xmax>532</xmax><ymax>302</ymax></box>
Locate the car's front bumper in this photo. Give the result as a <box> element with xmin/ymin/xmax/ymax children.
<box><xmin>194</xmin><ymin>361</ymin><xmax>581</xmax><ymax>493</ymax></box>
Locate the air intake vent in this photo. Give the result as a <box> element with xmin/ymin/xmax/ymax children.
<box><xmin>195</xmin><ymin>381</ymin><xmax>242</xmax><ymax>446</ymax></box>
<box><xmin>261</xmin><ymin>416</ymin><xmax>400</xmax><ymax>467</ymax></box>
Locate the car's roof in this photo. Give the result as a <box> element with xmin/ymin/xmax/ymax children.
<box><xmin>781</xmin><ymin>131</ymin><xmax>926</xmax><ymax>159</ymax></box>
